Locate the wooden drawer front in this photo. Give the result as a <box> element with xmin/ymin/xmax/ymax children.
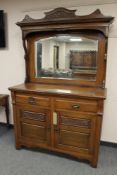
<box><xmin>16</xmin><ymin>94</ymin><xmax>50</xmax><ymax>107</ymax></box>
<box><xmin>55</xmin><ymin>99</ymin><xmax>97</xmax><ymax>113</ymax></box>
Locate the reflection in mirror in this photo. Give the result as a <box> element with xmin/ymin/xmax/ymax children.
<box><xmin>35</xmin><ymin>35</ymin><xmax>98</xmax><ymax>80</ymax></box>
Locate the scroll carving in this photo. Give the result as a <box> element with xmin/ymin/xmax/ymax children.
<box><xmin>61</xmin><ymin>117</ymin><xmax>91</xmax><ymax>128</ymax></box>
<box><xmin>22</xmin><ymin>37</ymin><xmax>29</xmax><ymax>82</ymax></box>
<box><xmin>22</xmin><ymin>111</ymin><xmax>46</xmax><ymax>121</ymax></box>
<box><xmin>16</xmin><ymin>7</ymin><xmax>114</xmax><ymax>38</ymax></box>
<box><xmin>17</xmin><ymin>8</ymin><xmax>114</xmax><ymax>25</ymax></box>
<box><xmin>44</xmin><ymin>7</ymin><xmax>76</xmax><ymax>19</ymax></box>
<box><xmin>22</xmin><ymin>15</ymin><xmax>35</xmax><ymax>23</ymax></box>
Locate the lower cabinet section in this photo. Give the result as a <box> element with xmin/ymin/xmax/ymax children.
<box><xmin>15</xmin><ymin>105</ymin><xmax>51</xmax><ymax>147</ymax></box>
<box><xmin>11</xmin><ymin>93</ymin><xmax>103</xmax><ymax>167</ymax></box>
<box><xmin>54</xmin><ymin>111</ymin><xmax>96</xmax><ymax>156</ymax></box>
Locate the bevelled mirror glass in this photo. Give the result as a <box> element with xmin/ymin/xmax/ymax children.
<box><xmin>34</xmin><ymin>35</ymin><xmax>98</xmax><ymax>80</ymax></box>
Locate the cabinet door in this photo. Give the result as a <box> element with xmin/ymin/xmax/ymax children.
<box><xmin>16</xmin><ymin>105</ymin><xmax>51</xmax><ymax>148</ymax></box>
<box><xmin>54</xmin><ymin>111</ymin><xmax>96</xmax><ymax>156</ymax></box>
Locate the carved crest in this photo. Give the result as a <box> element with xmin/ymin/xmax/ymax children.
<box><xmin>22</xmin><ymin>15</ymin><xmax>34</xmax><ymax>23</ymax></box>
<box><xmin>44</xmin><ymin>7</ymin><xmax>76</xmax><ymax>19</ymax></box>
<box><xmin>17</xmin><ymin>7</ymin><xmax>114</xmax><ymax>25</ymax></box>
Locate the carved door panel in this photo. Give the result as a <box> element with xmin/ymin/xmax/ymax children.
<box><xmin>54</xmin><ymin>111</ymin><xmax>96</xmax><ymax>155</ymax></box>
<box><xmin>16</xmin><ymin>105</ymin><xmax>51</xmax><ymax>147</ymax></box>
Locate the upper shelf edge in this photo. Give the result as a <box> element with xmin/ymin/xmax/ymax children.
<box><xmin>16</xmin><ymin>7</ymin><xmax>114</xmax><ymax>27</ymax></box>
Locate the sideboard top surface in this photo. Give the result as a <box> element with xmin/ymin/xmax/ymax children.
<box><xmin>9</xmin><ymin>83</ymin><xmax>106</xmax><ymax>100</ymax></box>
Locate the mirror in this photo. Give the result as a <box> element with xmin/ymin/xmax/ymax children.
<box><xmin>34</xmin><ymin>35</ymin><xmax>98</xmax><ymax>80</ymax></box>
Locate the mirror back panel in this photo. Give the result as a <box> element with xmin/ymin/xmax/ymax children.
<box><xmin>17</xmin><ymin>7</ymin><xmax>114</xmax><ymax>87</ymax></box>
<box><xmin>35</xmin><ymin>35</ymin><xmax>98</xmax><ymax>80</ymax></box>
<box><xmin>27</xmin><ymin>31</ymin><xmax>106</xmax><ymax>87</ymax></box>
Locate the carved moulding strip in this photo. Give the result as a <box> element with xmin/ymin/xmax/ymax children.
<box><xmin>18</xmin><ymin>8</ymin><xmax>114</xmax><ymax>24</ymax></box>
<box><xmin>21</xmin><ymin>34</ymin><xmax>29</xmax><ymax>82</ymax></box>
<box><xmin>16</xmin><ymin>7</ymin><xmax>114</xmax><ymax>39</ymax></box>
<box><xmin>44</xmin><ymin>7</ymin><xmax>76</xmax><ymax>19</ymax></box>
<box><xmin>61</xmin><ymin>116</ymin><xmax>91</xmax><ymax>128</ymax></box>
<box><xmin>22</xmin><ymin>110</ymin><xmax>46</xmax><ymax>121</ymax></box>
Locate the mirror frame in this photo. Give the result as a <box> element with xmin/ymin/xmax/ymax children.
<box><xmin>27</xmin><ymin>31</ymin><xmax>106</xmax><ymax>87</ymax></box>
<box><xmin>17</xmin><ymin>7</ymin><xmax>114</xmax><ymax>87</ymax></box>
<box><xmin>34</xmin><ymin>33</ymin><xmax>98</xmax><ymax>79</ymax></box>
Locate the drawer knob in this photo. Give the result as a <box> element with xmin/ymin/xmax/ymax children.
<box><xmin>72</xmin><ymin>104</ymin><xmax>80</xmax><ymax>110</ymax></box>
<box><xmin>28</xmin><ymin>97</ymin><xmax>36</xmax><ymax>105</ymax></box>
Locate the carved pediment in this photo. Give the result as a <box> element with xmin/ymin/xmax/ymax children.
<box><xmin>44</xmin><ymin>7</ymin><xmax>76</xmax><ymax>19</ymax></box>
<box><xmin>18</xmin><ymin>7</ymin><xmax>114</xmax><ymax>25</ymax></box>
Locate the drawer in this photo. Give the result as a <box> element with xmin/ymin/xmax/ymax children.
<box><xmin>55</xmin><ymin>98</ymin><xmax>98</xmax><ymax>113</ymax></box>
<box><xmin>15</xmin><ymin>94</ymin><xmax>50</xmax><ymax>107</ymax></box>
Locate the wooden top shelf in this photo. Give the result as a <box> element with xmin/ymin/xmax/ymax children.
<box><xmin>9</xmin><ymin>83</ymin><xmax>106</xmax><ymax>100</ymax></box>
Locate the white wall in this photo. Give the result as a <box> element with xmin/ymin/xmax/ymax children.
<box><xmin>0</xmin><ymin>0</ymin><xmax>117</xmax><ymax>143</ymax></box>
